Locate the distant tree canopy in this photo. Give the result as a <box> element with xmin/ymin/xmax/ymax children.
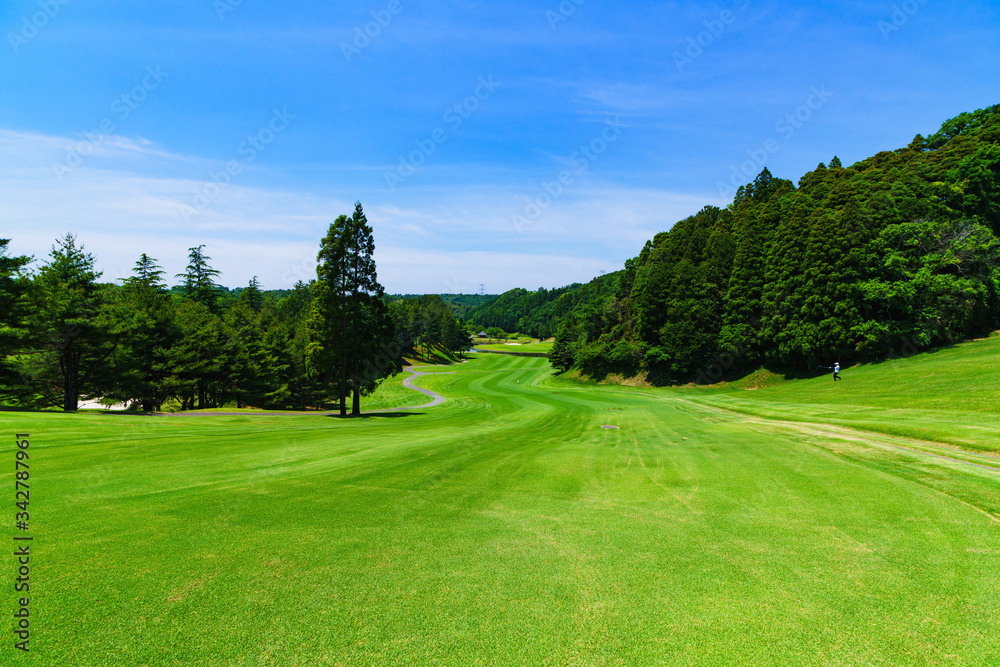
<box><xmin>547</xmin><ymin>104</ymin><xmax>1000</xmax><ymax>382</ymax></box>
<box><xmin>464</xmin><ymin>278</ymin><xmax>622</xmax><ymax>339</ymax></box>
<box><xmin>388</xmin><ymin>294</ymin><xmax>470</xmax><ymax>357</ymax></box>
<box><xmin>387</xmin><ymin>293</ymin><xmax>496</xmax><ymax>319</ymax></box>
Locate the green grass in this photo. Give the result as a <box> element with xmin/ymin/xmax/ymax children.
<box><xmin>474</xmin><ymin>340</ymin><xmax>554</xmax><ymax>354</ymax></box>
<box><xmin>685</xmin><ymin>335</ymin><xmax>1000</xmax><ymax>452</ymax></box>
<box><xmin>3</xmin><ymin>349</ymin><xmax>1000</xmax><ymax>665</ymax></box>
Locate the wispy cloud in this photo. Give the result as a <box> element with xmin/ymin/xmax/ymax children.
<box><xmin>2</xmin><ymin>127</ymin><xmax>714</xmax><ymax>293</ymax></box>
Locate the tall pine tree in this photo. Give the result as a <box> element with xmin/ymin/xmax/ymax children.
<box><xmin>310</xmin><ymin>203</ymin><xmax>400</xmax><ymax>416</ymax></box>
<box><xmin>176</xmin><ymin>245</ymin><xmax>223</xmax><ymax>309</ymax></box>
<box><xmin>106</xmin><ymin>254</ymin><xmax>177</xmax><ymax>411</ymax></box>
<box><xmin>22</xmin><ymin>235</ymin><xmax>119</xmax><ymax>411</ymax></box>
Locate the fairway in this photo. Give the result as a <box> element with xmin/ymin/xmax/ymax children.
<box><xmin>4</xmin><ymin>351</ymin><xmax>1000</xmax><ymax>665</ymax></box>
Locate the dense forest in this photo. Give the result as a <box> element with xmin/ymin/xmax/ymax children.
<box><xmin>463</xmin><ymin>282</ymin><xmax>614</xmax><ymax>339</ymax></box>
<box><xmin>547</xmin><ymin>105</ymin><xmax>1000</xmax><ymax>383</ymax></box>
<box><xmin>0</xmin><ymin>204</ymin><xmax>470</xmax><ymax>412</ymax></box>
<box><xmin>387</xmin><ymin>293</ymin><xmax>496</xmax><ymax>320</ymax></box>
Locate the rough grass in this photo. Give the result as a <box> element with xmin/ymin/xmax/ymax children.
<box><xmin>685</xmin><ymin>336</ymin><xmax>1000</xmax><ymax>452</ymax></box>
<box><xmin>2</xmin><ymin>350</ymin><xmax>1000</xmax><ymax>665</ymax></box>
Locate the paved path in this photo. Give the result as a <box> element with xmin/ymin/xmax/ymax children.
<box><xmin>398</xmin><ymin>366</ymin><xmax>453</xmax><ymax>409</ymax></box>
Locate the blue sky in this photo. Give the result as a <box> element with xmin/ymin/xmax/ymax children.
<box><xmin>1</xmin><ymin>0</ymin><xmax>997</xmax><ymax>293</ymax></box>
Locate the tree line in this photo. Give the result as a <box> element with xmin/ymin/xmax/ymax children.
<box><xmin>546</xmin><ymin>104</ymin><xmax>1000</xmax><ymax>382</ymax></box>
<box><xmin>387</xmin><ymin>295</ymin><xmax>471</xmax><ymax>358</ymax></box>
<box><xmin>463</xmin><ymin>278</ymin><xmax>623</xmax><ymax>340</ymax></box>
<box><xmin>0</xmin><ymin>203</ymin><xmax>469</xmax><ymax>414</ymax></box>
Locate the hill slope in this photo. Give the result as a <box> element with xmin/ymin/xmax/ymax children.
<box><xmin>551</xmin><ymin>104</ymin><xmax>1000</xmax><ymax>383</ymax></box>
<box><xmin>685</xmin><ymin>333</ymin><xmax>1000</xmax><ymax>452</ymax></box>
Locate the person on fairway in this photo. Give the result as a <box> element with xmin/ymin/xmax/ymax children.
<box><xmin>833</xmin><ymin>362</ymin><xmax>841</xmax><ymax>381</ymax></box>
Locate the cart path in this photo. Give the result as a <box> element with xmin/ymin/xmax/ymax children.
<box><xmin>163</xmin><ymin>365</ymin><xmax>455</xmax><ymax>416</ymax></box>
<box><xmin>397</xmin><ymin>366</ymin><xmax>454</xmax><ymax>409</ymax></box>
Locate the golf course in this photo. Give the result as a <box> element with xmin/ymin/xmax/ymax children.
<box><xmin>3</xmin><ymin>336</ymin><xmax>999</xmax><ymax>665</ymax></box>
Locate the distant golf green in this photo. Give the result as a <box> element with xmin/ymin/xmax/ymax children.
<box><xmin>474</xmin><ymin>340</ymin><xmax>554</xmax><ymax>354</ymax></box>
<box><xmin>3</xmin><ymin>344</ymin><xmax>1000</xmax><ymax>665</ymax></box>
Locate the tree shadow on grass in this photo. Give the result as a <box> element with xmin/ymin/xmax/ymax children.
<box><xmin>325</xmin><ymin>411</ymin><xmax>425</xmax><ymax>419</ymax></box>
<box><xmin>90</xmin><ymin>410</ymin><xmax>159</xmax><ymax>416</ymax></box>
<box><xmin>0</xmin><ymin>405</ymin><xmax>431</xmax><ymax>419</ymax></box>
<box><xmin>0</xmin><ymin>406</ymin><xmax>161</xmax><ymax>416</ymax></box>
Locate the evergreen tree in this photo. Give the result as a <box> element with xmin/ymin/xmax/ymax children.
<box><xmin>309</xmin><ymin>214</ymin><xmax>352</xmax><ymax>414</ymax></box>
<box><xmin>720</xmin><ymin>171</ymin><xmax>791</xmax><ymax>370</ymax></box>
<box><xmin>344</xmin><ymin>203</ymin><xmax>400</xmax><ymax>415</ymax></box>
<box><xmin>21</xmin><ymin>235</ymin><xmax>118</xmax><ymax>411</ymax></box>
<box><xmin>0</xmin><ymin>239</ymin><xmax>31</xmax><ymax>400</ymax></box>
<box><xmin>163</xmin><ymin>300</ymin><xmax>227</xmax><ymax>410</ymax></box>
<box><xmin>548</xmin><ymin>319</ymin><xmax>579</xmax><ymax>372</ymax></box>
<box><xmin>105</xmin><ymin>254</ymin><xmax>177</xmax><ymax>411</ymax></box>
<box><xmin>176</xmin><ymin>245</ymin><xmax>223</xmax><ymax>309</ymax></box>
<box><xmin>273</xmin><ymin>281</ymin><xmax>323</xmax><ymax>409</ymax></box>
<box><xmin>223</xmin><ymin>299</ymin><xmax>276</xmax><ymax>408</ymax></box>
<box><xmin>239</xmin><ymin>276</ymin><xmax>264</xmax><ymax>312</ymax></box>
<box><xmin>311</xmin><ymin>203</ymin><xmax>400</xmax><ymax>416</ymax></box>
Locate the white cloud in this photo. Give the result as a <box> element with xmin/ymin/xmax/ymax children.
<box><xmin>374</xmin><ymin>246</ymin><xmax>617</xmax><ymax>295</ymax></box>
<box><xmin>2</xmin><ymin>127</ymin><xmax>720</xmax><ymax>293</ymax></box>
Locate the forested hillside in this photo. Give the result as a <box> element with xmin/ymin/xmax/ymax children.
<box><xmin>549</xmin><ymin>104</ymin><xmax>1000</xmax><ymax>383</ymax></box>
<box><xmin>388</xmin><ymin>293</ymin><xmax>496</xmax><ymax>319</ymax></box>
<box><xmin>465</xmin><ymin>276</ymin><xmax>621</xmax><ymax>339</ymax></box>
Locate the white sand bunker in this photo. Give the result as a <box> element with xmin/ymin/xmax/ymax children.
<box><xmin>601</xmin><ymin>425</ymin><xmax>620</xmax><ymax>429</ymax></box>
